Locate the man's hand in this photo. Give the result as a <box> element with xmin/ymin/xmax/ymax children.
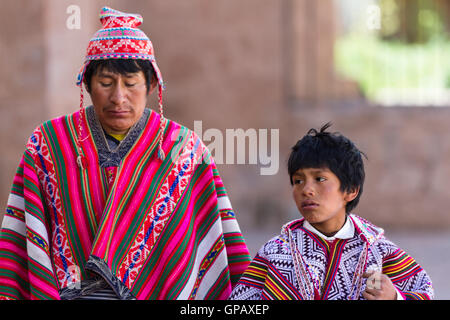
<box><xmin>362</xmin><ymin>271</ymin><xmax>398</xmax><ymax>300</ymax></box>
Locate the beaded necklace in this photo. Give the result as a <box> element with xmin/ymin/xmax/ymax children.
<box><xmin>288</xmin><ymin>228</ymin><xmax>320</xmax><ymax>300</ymax></box>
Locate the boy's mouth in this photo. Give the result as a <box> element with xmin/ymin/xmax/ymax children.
<box><xmin>301</xmin><ymin>200</ymin><xmax>319</xmax><ymax>210</ymax></box>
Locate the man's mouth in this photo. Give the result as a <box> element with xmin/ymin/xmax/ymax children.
<box><xmin>107</xmin><ymin>109</ymin><xmax>130</xmax><ymax>116</ymax></box>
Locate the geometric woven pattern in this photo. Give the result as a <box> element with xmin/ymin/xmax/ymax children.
<box><xmin>230</xmin><ymin>214</ymin><xmax>434</xmax><ymax>300</ymax></box>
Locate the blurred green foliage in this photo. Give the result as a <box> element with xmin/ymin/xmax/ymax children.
<box><xmin>334</xmin><ymin>0</ymin><xmax>450</xmax><ymax>103</ymax></box>
<box><xmin>380</xmin><ymin>0</ymin><xmax>446</xmax><ymax>43</ymax></box>
<box><xmin>335</xmin><ymin>34</ymin><xmax>450</xmax><ymax>101</ymax></box>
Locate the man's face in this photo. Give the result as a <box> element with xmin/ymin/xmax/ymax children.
<box><xmin>89</xmin><ymin>69</ymin><xmax>151</xmax><ymax>135</ymax></box>
<box><xmin>291</xmin><ymin>167</ymin><xmax>358</xmax><ymax>236</ymax></box>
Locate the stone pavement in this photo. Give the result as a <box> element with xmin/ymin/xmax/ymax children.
<box><xmin>243</xmin><ymin>228</ymin><xmax>450</xmax><ymax>299</ymax></box>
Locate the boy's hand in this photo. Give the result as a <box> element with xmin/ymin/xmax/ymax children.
<box><xmin>362</xmin><ymin>271</ymin><xmax>398</xmax><ymax>300</ymax></box>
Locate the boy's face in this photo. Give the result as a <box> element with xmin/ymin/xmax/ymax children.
<box><xmin>291</xmin><ymin>167</ymin><xmax>358</xmax><ymax>236</ymax></box>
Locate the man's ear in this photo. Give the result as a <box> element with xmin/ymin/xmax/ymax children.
<box><xmin>344</xmin><ymin>186</ymin><xmax>360</xmax><ymax>203</ymax></box>
<box><xmin>147</xmin><ymin>81</ymin><xmax>156</xmax><ymax>95</ymax></box>
<box><xmin>148</xmin><ymin>74</ymin><xmax>158</xmax><ymax>95</ymax></box>
<box><xmin>83</xmin><ymin>79</ymin><xmax>91</xmax><ymax>94</ymax></box>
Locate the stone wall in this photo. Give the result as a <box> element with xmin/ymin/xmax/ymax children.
<box><xmin>0</xmin><ymin>1</ymin><xmax>48</xmax><ymax>211</ymax></box>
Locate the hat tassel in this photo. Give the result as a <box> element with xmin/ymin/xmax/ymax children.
<box><xmin>157</xmin><ymin>86</ymin><xmax>165</xmax><ymax>161</ymax></box>
<box><xmin>76</xmin><ymin>83</ymin><xmax>88</xmax><ymax>169</ymax></box>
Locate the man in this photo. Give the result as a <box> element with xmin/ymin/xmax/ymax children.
<box><xmin>0</xmin><ymin>7</ymin><xmax>250</xmax><ymax>300</ymax></box>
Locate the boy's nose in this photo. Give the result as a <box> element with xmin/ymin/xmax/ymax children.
<box><xmin>302</xmin><ymin>182</ymin><xmax>316</xmax><ymax>197</ymax></box>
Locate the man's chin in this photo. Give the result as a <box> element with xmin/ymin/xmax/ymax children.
<box><xmin>103</xmin><ymin>122</ymin><xmax>133</xmax><ymax>135</ymax></box>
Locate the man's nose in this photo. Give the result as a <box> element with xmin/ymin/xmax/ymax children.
<box><xmin>110</xmin><ymin>84</ymin><xmax>126</xmax><ymax>104</ymax></box>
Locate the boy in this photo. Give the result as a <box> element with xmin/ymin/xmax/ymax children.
<box><xmin>229</xmin><ymin>123</ymin><xmax>433</xmax><ymax>300</ymax></box>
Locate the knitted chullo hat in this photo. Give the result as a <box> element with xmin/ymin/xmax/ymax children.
<box><xmin>76</xmin><ymin>7</ymin><xmax>166</xmax><ymax>168</ymax></box>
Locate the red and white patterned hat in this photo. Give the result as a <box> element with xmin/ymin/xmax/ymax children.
<box><xmin>76</xmin><ymin>6</ymin><xmax>164</xmax><ymax>89</ymax></box>
<box><xmin>76</xmin><ymin>7</ymin><xmax>166</xmax><ymax>167</ymax></box>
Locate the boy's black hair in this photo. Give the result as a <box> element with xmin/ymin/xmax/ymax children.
<box><xmin>288</xmin><ymin>122</ymin><xmax>367</xmax><ymax>214</ymax></box>
<box><xmin>83</xmin><ymin>59</ymin><xmax>157</xmax><ymax>94</ymax></box>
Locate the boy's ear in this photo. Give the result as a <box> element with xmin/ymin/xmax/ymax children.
<box><xmin>344</xmin><ymin>187</ymin><xmax>360</xmax><ymax>202</ymax></box>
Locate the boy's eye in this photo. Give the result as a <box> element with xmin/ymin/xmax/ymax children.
<box><xmin>316</xmin><ymin>177</ymin><xmax>326</xmax><ymax>182</ymax></box>
<box><xmin>293</xmin><ymin>179</ymin><xmax>303</xmax><ymax>185</ymax></box>
<box><xmin>100</xmin><ymin>82</ymin><xmax>112</xmax><ymax>87</ymax></box>
<box><xmin>125</xmin><ymin>83</ymin><xmax>136</xmax><ymax>87</ymax></box>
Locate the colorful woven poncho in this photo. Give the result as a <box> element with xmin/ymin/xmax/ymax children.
<box><xmin>0</xmin><ymin>106</ymin><xmax>251</xmax><ymax>299</ymax></box>
<box><xmin>229</xmin><ymin>214</ymin><xmax>434</xmax><ymax>300</ymax></box>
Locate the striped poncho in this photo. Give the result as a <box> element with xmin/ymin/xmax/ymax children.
<box><xmin>230</xmin><ymin>214</ymin><xmax>434</xmax><ymax>300</ymax></box>
<box><xmin>0</xmin><ymin>106</ymin><xmax>251</xmax><ymax>300</ymax></box>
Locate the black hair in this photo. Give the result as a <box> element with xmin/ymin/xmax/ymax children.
<box><xmin>287</xmin><ymin>122</ymin><xmax>367</xmax><ymax>213</ymax></box>
<box><xmin>83</xmin><ymin>59</ymin><xmax>157</xmax><ymax>93</ymax></box>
